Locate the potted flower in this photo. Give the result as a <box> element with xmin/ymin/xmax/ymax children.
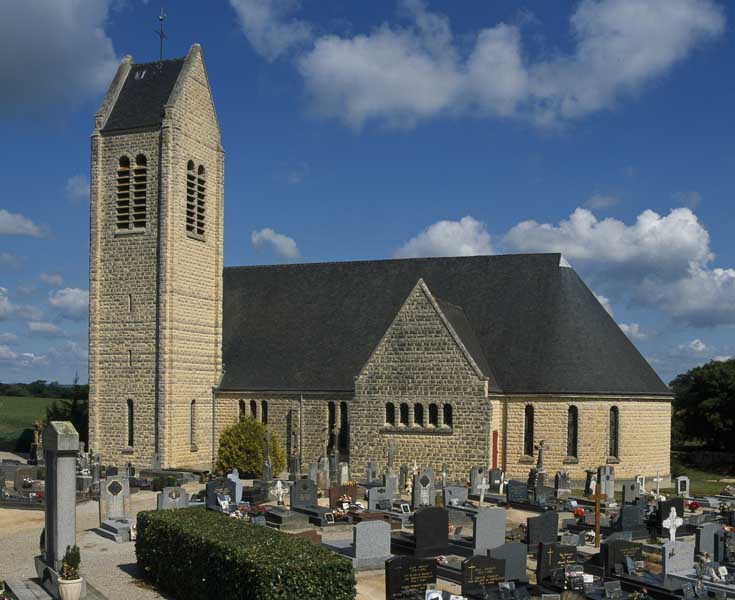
<box><xmin>58</xmin><ymin>545</ymin><xmax>82</xmax><ymax>600</ymax></box>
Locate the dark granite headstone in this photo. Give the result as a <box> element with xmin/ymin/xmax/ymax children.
<box><xmin>618</xmin><ymin>504</ymin><xmax>645</xmax><ymax>530</ymax></box>
<box><xmin>506</xmin><ymin>480</ymin><xmax>529</xmax><ymax>505</ymax></box>
<box><xmin>290</xmin><ymin>478</ymin><xmax>318</xmax><ymax>509</ymax></box>
<box><xmin>536</xmin><ymin>543</ymin><xmax>577</xmax><ymax>584</ymax></box>
<box><xmin>385</xmin><ymin>556</ymin><xmax>437</xmax><ymax>600</ymax></box>
<box><xmin>658</xmin><ymin>498</ymin><xmax>685</xmax><ymax>526</ymax></box>
<box><xmin>696</xmin><ymin>523</ymin><xmax>724</xmax><ymax>560</ymax></box>
<box><xmin>489</xmin><ymin>468</ymin><xmax>504</xmax><ymax>493</ymax></box>
<box><xmin>604</xmin><ymin>580</ymin><xmax>623</xmax><ymax>600</ymax></box>
<box><xmin>489</xmin><ymin>542</ymin><xmax>528</xmax><ymax>582</ymax></box>
<box><xmin>601</xmin><ymin>539</ymin><xmax>644</xmax><ymax>577</ymax></box>
<box><xmin>205</xmin><ymin>478</ymin><xmax>237</xmax><ymax>512</ymax></box>
<box><xmin>414</xmin><ymin>506</ymin><xmax>449</xmax><ymax>557</ymax></box>
<box><xmin>527</xmin><ymin>511</ymin><xmax>558</xmax><ymax>550</ymax></box>
<box><xmin>621</xmin><ymin>481</ymin><xmax>641</xmax><ymax>504</ymax></box>
<box><xmin>462</xmin><ymin>556</ymin><xmax>506</xmax><ymax>597</ymax></box>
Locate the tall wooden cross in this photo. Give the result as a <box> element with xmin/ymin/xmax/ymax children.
<box><xmin>588</xmin><ymin>491</ymin><xmax>608</xmax><ymax>548</ymax></box>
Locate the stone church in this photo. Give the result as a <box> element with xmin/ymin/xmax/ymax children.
<box><xmin>89</xmin><ymin>45</ymin><xmax>672</xmax><ymax>485</ymax></box>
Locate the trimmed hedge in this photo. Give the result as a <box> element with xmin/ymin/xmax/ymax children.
<box><xmin>136</xmin><ymin>508</ymin><xmax>356</xmax><ymax>600</ymax></box>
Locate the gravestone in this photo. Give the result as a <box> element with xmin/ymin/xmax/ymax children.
<box><xmin>368</xmin><ymin>486</ymin><xmax>393</xmax><ymax>512</ymax></box>
<box><xmin>412</xmin><ymin>468</ymin><xmax>435</xmax><ymax>509</ymax></box>
<box><xmin>444</xmin><ymin>485</ymin><xmax>469</xmax><ymax>507</ymax></box>
<box><xmin>663</xmin><ymin>540</ymin><xmax>695</xmax><ymax>575</ymax></box>
<box><xmin>414</xmin><ymin>506</ymin><xmax>449</xmax><ymax>557</ymax></box>
<box><xmin>290</xmin><ymin>478</ymin><xmax>318</xmax><ymax>510</ymax></box>
<box><xmin>384</xmin><ymin>472</ymin><xmax>400</xmax><ymax>499</ymax></box>
<box><xmin>157</xmin><ymin>486</ymin><xmax>189</xmax><ymax>510</ymax></box>
<box><xmin>353</xmin><ymin>520</ymin><xmax>391</xmax><ymax>569</ymax></box>
<box><xmin>598</xmin><ymin>466</ymin><xmax>615</xmax><ymax>501</ymax></box>
<box><xmin>399</xmin><ymin>464</ymin><xmax>408</xmax><ymax>491</ymax></box>
<box><xmin>470</xmin><ymin>467</ymin><xmax>488</xmax><ymax>495</ymax></box>
<box><xmin>554</xmin><ymin>471</ymin><xmax>571</xmax><ymax>499</ymax></box>
<box><xmin>584</xmin><ymin>469</ymin><xmax>597</xmax><ymax>496</ymax></box>
<box><xmin>618</xmin><ymin>504</ymin><xmax>645</xmax><ymax>531</ymax></box>
<box><xmin>489</xmin><ymin>541</ymin><xmax>528</xmax><ymax>582</ymax></box>
<box><xmin>696</xmin><ymin>523</ymin><xmax>724</xmax><ymax>559</ymax></box>
<box><xmin>489</xmin><ymin>468</ymin><xmax>504</xmax><ymax>493</ymax></box>
<box><xmin>506</xmin><ymin>480</ymin><xmax>529</xmax><ymax>505</ymax></box>
<box><xmin>385</xmin><ymin>556</ymin><xmax>437</xmax><ymax>600</ymax></box>
<box><xmin>308</xmin><ymin>462</ymin><xmax>318</xmax><ymax>484</ymax></box>
<box><xmin>658</xmin><ymin>498</ymin><xmax>685</xmax><ymax>526</ymax></box>
<box><xmin>605</xmin><ymin>581</ymin><xmax>623</xmax><ymax>600</ymax></box>
<box><xmin>622</xmin><ymin>480</ymin><xmax>641</xmax><ymax>504</ymax></box>
<box><xmin>338</xmin><ymin>462</ymin><xmax>350</xmax><ymax>486</ymax></box>
<box><xmin>536</xmin><ymin>542</ymin><xmax>577</xmax><ymax>584</ymax></box>
<box><xmin>601</xmin><ymin>539</ymin><xmax>644</xmax><ymax>577</ymax></box>
<box><xmin>676</xmin><ymin>476</ymin><xmax>691</xmax><ymax>498</ymax></box>
<box><xmin>527</xmin><ymin>511</ymin><xmax>558</xmax><ymax>550</ymax></box>
<box><xmin>205</xmin><ymin>478</ymin><xmax>237</xmax><ymax>512</ymax></box>
<box><xmin>366</xmin><ymin>461</ymin><xmax>377</xmax><ymax>483</ymax></box>
<box><xmin>99</xmin><ymin>476</ymin><xmax>131</xmax><ymax>522</ymax></box>
<box><xmin>227</xmin><ymin>468</ymin><xmax>242</xmax><ymax>503</ymax></box>
<box><xmin>473</xmin><ymin>507</ymin><xmax>506</xmax><ymax>554</ymax></box>
<box><xmin>317</xmin><ymin>458</ymin><xmax>330</xmax><ymax>490</ymax></box>
<box><xmin>14</xmin><ymin>465</ymin><xmax>37</xmax><ymax>492</ymax></box>
<box><xmin>462</xmin><ymin>556</ymin><xmax>506</xmax><ymax>597</ymax></box>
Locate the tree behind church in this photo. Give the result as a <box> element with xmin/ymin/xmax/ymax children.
<box><xmin>216</xmin><ymin>416</ymin><xmax>286</xmax><ymax>478</ymax></box>
<box><xmin>671</xmin><ymin>358</ymin><xmax>735</xmax><ymax>451</ymax></box>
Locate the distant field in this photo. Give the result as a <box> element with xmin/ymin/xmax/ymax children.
<box><xmin>0</xmin><ymin>396</ymin><xmax>57</xmax><ymax>451</ymax></box>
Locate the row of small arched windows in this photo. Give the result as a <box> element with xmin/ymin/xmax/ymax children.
<box><xmin>115</xmin><ymin>156</ymin><xmax>206</xmax><ymax>236</ymax></box>
<box><xmin>239</xmin><ymin>399</ymin><xmax>268</xmax><ymax>425</ymax></box>
<box><xmin>385</xmin><ymin>402</ymin><xmax>453</xmax><ymax>429</ymax></box>
<box><xmin>522</xmin><ymin>404</ymin><xmax>620</xmax><ymax>460</ymax></box>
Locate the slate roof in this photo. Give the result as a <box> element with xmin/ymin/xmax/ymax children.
<box><xmin>102</xmin><ymin>58</ymin><xmax>185</xmax><ymax>133</ymax></box>
<box><xmin>220</xmin><ymin>254</ymin><xmax>671</xmax><ymax>396</ymax></box>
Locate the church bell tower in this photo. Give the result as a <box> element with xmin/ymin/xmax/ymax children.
<box><xmin>88</xmin><ymin>44</ymin><xmax>224</xmax><ymax>470</ymax></box>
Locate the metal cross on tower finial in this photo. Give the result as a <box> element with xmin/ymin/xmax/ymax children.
<box><xmin>156</xmin><ymin>9</ymin><xmax>167</xmax><ymax>61</ymax></box>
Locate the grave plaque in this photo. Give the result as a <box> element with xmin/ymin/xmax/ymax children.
<box><xmin>662</xmin><ymin>540</ymin><xmax>695</xmax><ymax>576</ymax></box>
<box><xmin>412</xmin><ymin>469</ymin><xmax>435</xmax><ymax>509</ymax></box>
<box><xmin>368</xmin><ymin>486</ymin><xmax>392</xmax><ymax>512</ymax></box>
<box><xmin>527</xmin><ymin>511</ymin><xmax>558</xmax><ymax>550</ymax></box>
<box><xmin>622</xmin><ymin>481</ymin><xmax>641</xmax><ymax>505</ymax></box>
<box><xmin>100</xmin><ymin>476</ymin><xmax>131</xmax><ymax>522</ymax></box>
<box><xmin>14</xmin><ymin>465</ymin><xmax>37</xmax><ymax>491</ymax></box>
<box><xmin>604</xmin><ymin>581</ymin><xmax>623</xmax><ymax>600</ymax></box>
<box><xmin>536</xmin><ymin>543</ymin><xmax>577</xmax><ymax>583</ymax></box>
<box><xmin>443</xmin><ymin>485</ymin><xmax>469</xmax><ymax>507</ymax></box>
<box><xmin>414</xmin><ymin>506</ymin><xmax>449</xmax><ymax>557</ymax></box>
<box><xmin>205</xmin><ymin>478</ymin><xmax>237</xmax><ymax>512</ymax></box>
<box><xmin>601</xmin><ymin>539</ymin><xmax>643</xmax><ymax>577</ymax></box>
<box><xmin>506</xmin><ymin>480</ymin><xmax>529</xmax><ymax>505</ymax></box>
<box><xmin>618</xmin><ymin>504</ymin><xmax>645</xmax><ymax>530</ymax></box>
<box><xmin>385</xmin><ymin>556</ymin><xmax>437</xmax><ymax>600</ymax></box>
<box><xmin>353</xmin><ymin>520</ymin><xmax>391</xmax><ymax>569</ymax></box>
<box><xmin>676</xmin><ymin>476</ymin><xmax>691</xmax><ymax>498</ymax></box>
<box><xmin>462</xmin><ymin>556</ymin><xmax>506</xmax><ymax>597</ymax></box>
<box><xmin>157</xmin><ymin>486</ymin><xmax>189</xmax><ymax>510</ymax></box>
<box><xmin>489</xmin><ymin>542</ymin><xmax>528</xmax><ymax>582</ymax></box>
<box><xmin>290</xmin><ymin>478</ymin><xmax>318</xmax><ymax>510</ymax></box>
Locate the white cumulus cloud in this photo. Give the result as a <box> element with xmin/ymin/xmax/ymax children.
<box><xmin>288</xmin><ymin>0</ymin><xmax>726</xmax><ymax>128</ymax></box>
<box><xmin>251</xmin><ymin>228</ymin><xmax>301</xmax><ymax>261</ymax></box>
<box><xmin>584</xmin><ymin>193</ymin><xmax>620</xmax><ymax>210</ymax></box>
<box><xmin>65</xmin><ymin>175</ymin><xmax>90</xmax><ymax>204</ymax></box>
<box><xmin>394</xmin><ymin>216</ymin><xmax>494</xmax><ymax>259</ymax></box>
<box><xmin>619</xmin><ymin>322</ymin><xmax>648</xmax><ymax>340</ymax></box>
<box><xmin>594</xmin><ymin>293</ymin><xmax>614</xmax><ymax>317</ymax></box>
<box><xmin>0</xmin><ymin>333</ymin><xmax>18</xmax><ymax>344</ymax></box>
<box><xmin>39</xmin><ymin>272</ymin><xmax>64</xmax><ymax>287</ymax></box>
<box><xmin>0</xmin><ymin>0</ymin><xmax>119</xmax><ymax>116</ymax></box>
<box><xmin>0</xmin><ymin>209</ymin><xmax>48</xmax><ymax>238</ymax></box>
<box><xmin>48</xmin><ymin>288</ymin><xmax>89</xmax><ymax>320</ymax></box>
<box><xmin>230</xmin><ymin>0</ymin><xmax>312</xmax><ymax>61</ymax></box>
<box><xmin>28</xmin><ymin>321</ymin><xmax>65</xmax><ymax>337</ymax></box>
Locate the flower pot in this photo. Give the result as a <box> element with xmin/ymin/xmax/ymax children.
<box><xmin>58</xmin><ymin>578</ymin><xmax>83</xmax><ymax>600</ymax></box>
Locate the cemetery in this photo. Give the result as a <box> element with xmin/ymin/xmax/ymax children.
<box><xmin>4</xmin><ymin>421</ymin><xmax>735</xmax><ymax>600</ymax></box>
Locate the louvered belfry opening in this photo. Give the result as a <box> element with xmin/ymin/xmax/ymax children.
<box><xmin>116</xmin><ymin>155</ymin><xmax>147</xmax><ymax>230</ymax></box>
<box><xmin>186</xmin><ymin>161</ymin><xmax>206</xmax><ymax>237</ymax></box>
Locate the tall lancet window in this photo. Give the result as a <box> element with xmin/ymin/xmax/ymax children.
<box><xmin>609</xmin><ymin>406</ymin><xmax>620</xmax><ymax>459</ymax></box>
<box><xmin>523</xmin><ymin>405</ymin><xmax>534</xmax><ymax>456</ymax></box>
<box><xmin>567</xmin><ymin>406</ymin><xmax>579</xmax><ymax>459</ymax></box>
<box><xmin>190</xmin><ymin>400</ymin><xmax>197</xmax><ymax>449</ymax></box>
<box><xmin>126</xmin><ymin>399</ymin><xmax>134</xmax><ymax>448</ymax></box>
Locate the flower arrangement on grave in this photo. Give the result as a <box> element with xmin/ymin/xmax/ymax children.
<box><xmin>687</xmin><ymin>501</ymin><xmax>701</xmax><ymax>512</ymax></box>
<box><xmin>573</xmin><ymin>507</ymin><xmax>586</xmax><ymax>519</ymax></box>
<box><xmin>436</xmin><ymin>556</ymin><xmax>448</xmax><ymax>565</ymax></box>
<box><xmin>61</xmin><ymin>545</ymin><xmax>81</xmax><ymax>580</ymax></box>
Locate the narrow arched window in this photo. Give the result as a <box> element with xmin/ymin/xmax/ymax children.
<box><xmin>261</xmin><ymin>400</ymin><xmax>268</xmax><ymax>425</ymax></box>
<box><xmin>443</xmin><ymin>403</ymin><xmax>453</xmax><ymax>428</ymax></box>
<box><xmin>190</xmin><ymin>400</ymin><xmax>196</xmax><ymax>448</ymax></box>
<box><xmin>399</xmin><ymin>403</ymin><xmax>409</xmax><ymax>427</ymax></box>
<box><xmin>414</xmin><ymin>404</ymin><xmax>424</xmax><ymax>427</ymax></box>
<box><xmin>327</xmin><ymin>401</ymin><xmax>336</xmax><ymax>452</ymax></box>
<box><xmin>239</xmin><ymin>400</ymin><xmax>246</xmax><ymax>420</ymax></box>
<box><xmin>524</xmin><ymin>405</ymin><xmax>534</xmax><ymax>456</ymax></box>
<box><xmin>609</xmin><ymin>406</ymin><xmax>620</xmax><ymax>458</ymax></box>
<box><xmin>126</xmin><ymin>399</ymin><xmax>134</xmax><ymax>447</ymax></box>
<box><xmin>116</xmin><ymin>156</ymin><xmax>131</xmax><ymax>229</ymax></box>
<box><xmin>130</xmin><ymin>154</ymin><xmax>147</xmax><ymax>229</ymax></box>
<box><xmin>567</xmin><ymin>406</ymin><xmax>579</xmax><ymax>458</ymax></box>
<box><xmin>250</xmin><ymin>400</ymin><xmax>257</xmax><ymax>418</ymax></box>
<box><xmin>339</xmin><ymin>401</ymin><xmax>349</xmax><ymax>453</ymax></box>
<box><xmin>429</xmin><ymin>403</ymin><xmax>438</xmax><ymax>427</ymax></box>
<box><xmin>186</xmin><ymin>160</ymin><xmax>196</xmax><ymax>233</ymax></box>
<box><xmin>386</xmin><ymin>403</ymin><xmax>396</xmax><ymax>426</ymax></box>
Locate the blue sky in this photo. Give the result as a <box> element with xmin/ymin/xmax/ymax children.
<box><xmin>1</xmin><ymin>0</ymin><xmax>734</xmax><ymax>384</ymax></box>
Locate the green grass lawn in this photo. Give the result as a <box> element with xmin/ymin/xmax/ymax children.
<box><xmin>0</xmin><ymin>396</ymin><xmax>58</xmax><ymax>451</ymax></box>
<box><xmin>671</xmin><ymin>456</ymin><xmax>732</xmax><ymax>497</ymax></box>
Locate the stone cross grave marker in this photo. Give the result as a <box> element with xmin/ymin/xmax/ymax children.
<box><xmin>636</xmin><ymin>475</ymin><xmax>646</xmax><ymax>493</ymax></box>
<box><xmin>262</xmin><ymin>432</ymin><xmax>273</xmax><ymax>482</ymax></box>
<box><xmin>663</xmin><ymin>506</ymin><xmax>684</xmax><ymax>543</ymax></box>
<box><xmin>653</xmin><ymin>473</ymin><xmax>663</xmax><ymax>496</ymax></box>
<box><xmin>227</xmin><ymin>468</ymin><xmax>242</xmax><ymax>503</ymax></box>
<box><xmin>478</xmin><ymin>475</ymin><xmax>490</xmax><ymax>506</ymax></box>
<box><xmin>412</xmin><ymin>468</ymin><xmax>435</xmax><ymax>509</ymax></box>
<box><xmin>270</xmin><ymin>480</ymin><xmax>287</xmax><ymax>505</ymax></box>
<box><xmin>100</xmin><ymin>476</ymin><xmax>131</xmax><ymax>523</ymax></box>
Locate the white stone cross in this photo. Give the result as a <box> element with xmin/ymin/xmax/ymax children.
<box><xmin>662</xmin><ymin>506</ymin><xmax>683</xmax><ymax>543</ymax></box>
<box><xmin>412</xmin><ymin>460</ymin><xmax>418</xmax><ymax>476</ymax></box>
<box><xmin>478</xmin><ymin>476</ymin><xmax>490</xmax><ymax>506</ymax></box>
<box><xmin>653</xmin><ymin>472</ymin><xmax>663</xmax><ymax>496</ymax></box>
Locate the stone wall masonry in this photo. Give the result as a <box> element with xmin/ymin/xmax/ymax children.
<box><xmin>352</xmin><ymin>282</ymin><xmax>492</xmax><ymax>482</ymax></box>
<box><xmin>501</xmin><ymin>396</ymin><xmax>672</xmax><ymax>484</ymax></box>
